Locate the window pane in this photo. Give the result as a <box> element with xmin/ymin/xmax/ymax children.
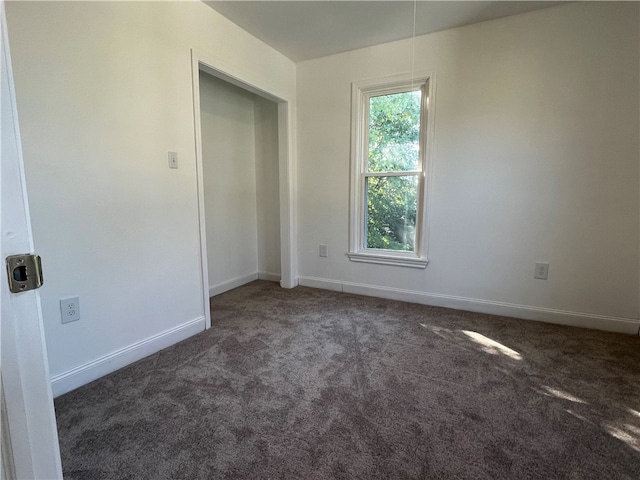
<box><xmin>365</xmin><ymin>175</ymin><xmax>418</xmax><ymax>251</ymax></box>
<box><xmin>368</xmin><ymin>91</ymin><xmax>421</xmax><ymax>173</ymax></box>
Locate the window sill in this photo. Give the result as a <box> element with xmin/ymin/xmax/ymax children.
<box><xmin>347</xmin><ymin>251</ymin><xmax>429</xmax><ymax>269</ymax></box>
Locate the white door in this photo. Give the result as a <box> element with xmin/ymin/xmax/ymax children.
<box><xmin>1</xmin><ymin>1</ymin><xmax>63</xmax><ymax>478</ymax></box>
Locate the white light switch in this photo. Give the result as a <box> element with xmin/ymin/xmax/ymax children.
<box><xmin>168</xmin><ymin>151</ymin><xmax>178</xmax><ymax>169</ymax></box>
<box><xmin>319</xmin><ymin>244</ymin><xmax>328</xmax><ymax>257</ymax></box>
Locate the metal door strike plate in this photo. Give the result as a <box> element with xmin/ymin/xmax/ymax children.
<box><xmin>6</xmin><ymin>254</ymin><xmax>43</xmax><ymax>293</ymax></box>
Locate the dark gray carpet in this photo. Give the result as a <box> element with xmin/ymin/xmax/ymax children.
<box><xmin>55</xmin><ymin>280</ymin><xmax>640</xmax><ymax>479</ymax></box>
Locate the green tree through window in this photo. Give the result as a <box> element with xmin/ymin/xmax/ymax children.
<box><xmin>366</xmin><ymin>91</ymin><xmax>421</xmax><ymax>251</ymax></box>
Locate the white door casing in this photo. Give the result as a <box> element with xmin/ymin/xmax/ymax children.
<box><xmin>1</xmin><ymin>1</ymin><xmax>63</xmax><ymax>478</ymax></box>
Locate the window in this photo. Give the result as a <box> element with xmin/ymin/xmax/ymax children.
<box><xmin>348</xmin><ymin>74</ymin><xmax>433</xmax><ymax>268</ymax></box>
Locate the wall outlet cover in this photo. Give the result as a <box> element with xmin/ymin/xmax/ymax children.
<box><xmin>534</xmin><ymin>262</ymin><xmax>549</xmax><ymax>280</ymax></box>
<box><xmin>60</xmin><ymin>296</ymin><xmax>80</xmax><ymax>323</ymax></box>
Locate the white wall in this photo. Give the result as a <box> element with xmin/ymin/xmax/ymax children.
<box><xmin>254</xmin><ymin>97</ymin><xmax>281</xmax><ymax>279</ymax></box>
<box><xmin>5</xmin><ymin>1</ymin><xmax>295</xmax><ymax>395</ymax></box>
<box><xmin>200</xmin><ymin>73</ymin><xmax>259</xmax><ymax>289</ymax></box>
<box><xmin>200</xmin><ymin>73</ymin><xmax>281</xmax><ymax>294</ymax></box>
<box><xmin>296</xmin><ymin>2</ymin><xmax>640</xmax><ymax>332</ymax></box>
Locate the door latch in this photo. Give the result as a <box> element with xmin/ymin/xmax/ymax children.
<box><xmin>6</xmin><ymin>254</ymin><xmax>43</xmax><ymax>293</ymax></box>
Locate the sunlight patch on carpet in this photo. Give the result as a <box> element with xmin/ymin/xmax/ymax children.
<box><xmin>565</xmin><ymin>409</ymin><xmax>590</xmax><ymax>423</ymax></box>
<box><xmin>542</xmin><ymin>386</ymin><xmax>587</xmax><ymax>404</ymax></box>
<box><xmin>628</xmin><ymin>408</ymin><xmax>640</xmax><ymax>419</ymax></box>
<box><xmin>603</xmin><ymin>423</ymin><xmax>640</xmax><ymax>453</ymax></box>
<box><xmin>460</xmin><ymin>330</ymin><xmax>522</xmax><ymax>360</ymax></box>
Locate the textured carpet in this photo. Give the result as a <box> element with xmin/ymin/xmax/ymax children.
<box><xmin>55</xmin><ymin>280</ymin><xmax>640</xmax><ymax>479</ymax></box>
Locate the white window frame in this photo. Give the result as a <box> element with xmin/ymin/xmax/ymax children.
<box><xmin>348</xmin><ymin>73</ymin><xmax>435</xmax><ymax>268</ymax></box>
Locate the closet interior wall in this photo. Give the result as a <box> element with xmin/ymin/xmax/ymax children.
<box><xmin>199</xmin><ymin>72</ymin><xmax>281</xmax><ymax>296</ymax></box>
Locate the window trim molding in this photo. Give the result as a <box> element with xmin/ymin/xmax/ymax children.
<box><xmin>348</xmin><ymin>72</ymin><xmax>435</xmax><ymax>269</ymax></box>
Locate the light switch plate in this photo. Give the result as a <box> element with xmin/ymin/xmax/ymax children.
<box><xmin>168</xmin><ymin>151</ymin><xmax>178</xmax><ymax>169</ymax></box>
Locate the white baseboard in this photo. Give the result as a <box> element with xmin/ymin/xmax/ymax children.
<box><xmin>50</xmin><ymin>316</ymin><xmax>205</xmax><ymax>398</ymax></box>
<box><xmin>299</xmin><ymin>276</ymin><xmax>342</xmax><ymax>292</ymax></box>
<box><xmin>298</xmin><ymin>276</ymin><xmax>640</xmax><ymax>335</ymax></box>
<box><xmin>258</xmin><ymin>272</ymin><xmax>281</xmax><ymax>282</ymax></box>
<box><xmin>209</xmin><ymin>273</ymin><xmax>258</xmax><ymax>296</ymax></box>
<box><xmin>210</xmin><ymin>272</ymin><xmax>281</xmax><ymax>297</ymax></box>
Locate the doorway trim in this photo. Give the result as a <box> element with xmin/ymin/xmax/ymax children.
<box><xmin>190</xmin><ymin>49</ymin><xmax>297</xmax><ymax>328</ymax></box>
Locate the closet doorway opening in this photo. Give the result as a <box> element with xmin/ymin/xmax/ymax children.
<box><xmin>191</xmin><ymin>51</ymin><xmax>295</xmax><ymax>329</ymax></box>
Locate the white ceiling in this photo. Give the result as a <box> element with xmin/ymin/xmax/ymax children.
<box><xmin>204</xmin><ymin>1</ymin><xmax>568</xmax><ymax>62</ymax></box>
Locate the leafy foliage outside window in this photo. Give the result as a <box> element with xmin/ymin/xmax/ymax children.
<box><xmin>365</xmin><ymin>91</ymin><xmax>421</xmax><ymax>251</ymax></box>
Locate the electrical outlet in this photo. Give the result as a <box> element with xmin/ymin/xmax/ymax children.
<box><xmin>168</xmin><ymin>151</ymin><xmax>178</xmax><ymax>169</ymax></box>
<box><xmin>534</xmin><ymin>262</ymin><xmax>549</xmax><ymax>280</ymax></box>
<box><xmin>60</xmin><ymin>296</ymin><xmax>80</xmax><ymax>323</ymax></box>
<box><xmin>319</xmin><ymin>244</ymin><xmax>328</xmax><ymax>257</ymax></box>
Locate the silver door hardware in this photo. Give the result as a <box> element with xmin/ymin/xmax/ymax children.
<box><xmin>6</xmin><ymin>254</ymin><xmax>43</xmax><ymax>293</ymax></box>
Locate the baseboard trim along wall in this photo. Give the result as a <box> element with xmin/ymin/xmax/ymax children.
<box><xmin>258</xmin><ymin>272</ymin><xmax>281</xmax><ymax>282</ymax></box>
<box><xmin>210</xmin><ymin>272</ymin><xmax>281</xmax><ymax>297</ymax></box>
<box><xmin>50</xmin><ymin>316</ymin><xmax>206</xmax><ymax>397</ymax></box>
<box><xmin>298</xmin><ymin>276</ymin><xmax>640</xmax><ymax>335</ymax></box>
<box><xmin>209</xmin><ymin>273</ymin><xmax>258</xmax><ymax>296</ymax></box>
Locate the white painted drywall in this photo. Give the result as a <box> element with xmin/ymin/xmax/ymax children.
<box><xmin>296</xmin><ymin>2</ymin><xmax>639</xmax><ymax>321</ymax></box>
<box><xmin>254</xmin><ymin>97</ymin><xmax>281</xmax><ymax>278</ymax></box>
<box><xmin>5</xmin><ymin>1</ymin><xmax>295</xmax><ymax>384</ymax></box>
<box><xmin>199</xmin><ymin>73</ymin><xmax>281</xmax><ymax>292</ymax></box>
<box><xmin>200</xmin><ymin>73</ymin><xmax>259</xmax><ymax>288</ymax></box>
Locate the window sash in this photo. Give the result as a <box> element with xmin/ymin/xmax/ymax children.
<box><xmin>363</xmin><ymin>173</ymin><xmax>421</xmax><ymax>252</ymax></box>
<box><xmin>361</xmin><ymin>84</ymin><xmax>425</xmax><ymax>255</ymax></box>
<box><xmin>365</xmin><ymin>89</ymin><xmax>423</xmax><ymax>174</ymax></box>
